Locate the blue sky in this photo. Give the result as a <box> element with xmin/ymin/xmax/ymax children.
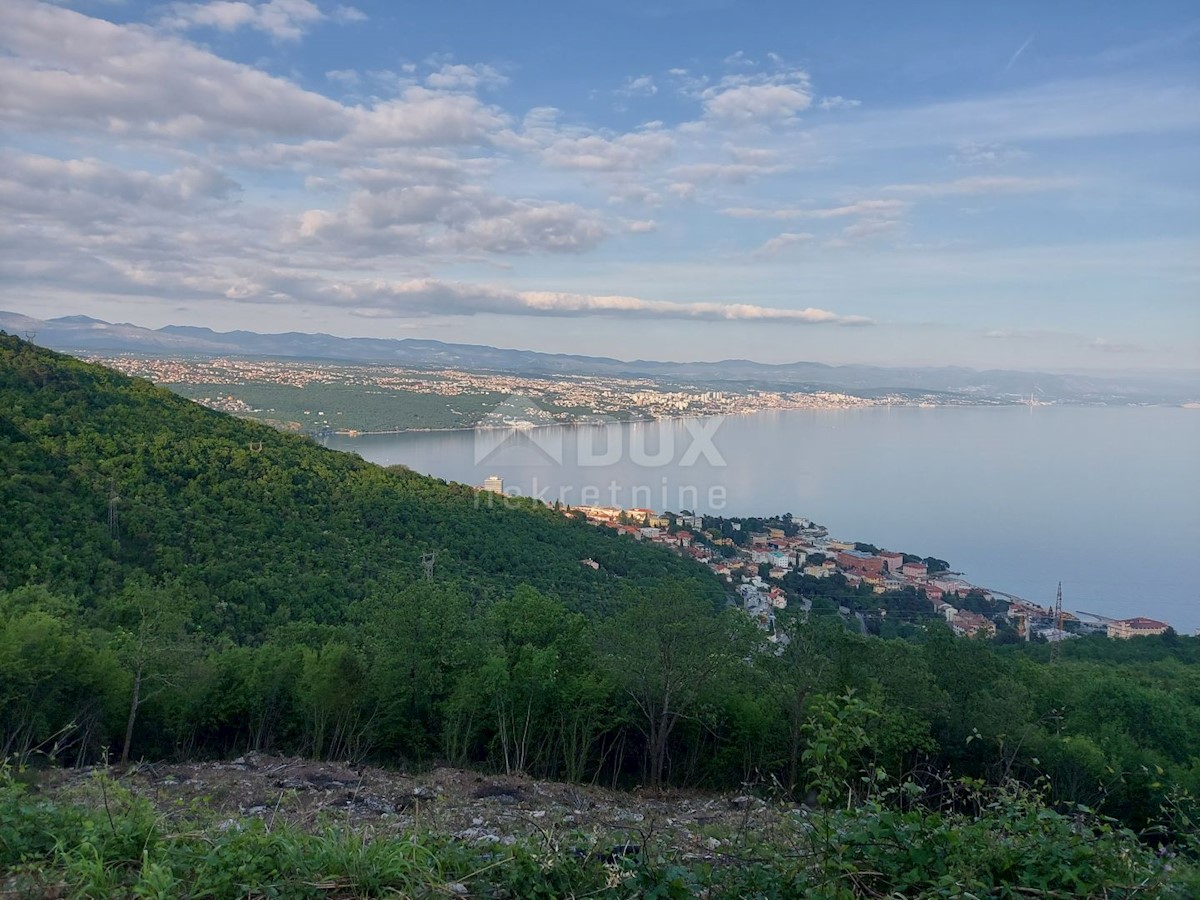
<box><xmin>1</xmin><ymin>0</ymin><xmax>1197</xmax><ymax>370</ymax></box>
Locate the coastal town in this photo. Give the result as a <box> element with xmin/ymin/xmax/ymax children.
<box><xmin>477</xmin><ymin>477</ymin><xmax>1171</xmax><ymax>644</ymax></box>
<box><xmin>84</xmin><ymin>353</ymin><xmax>996</xmax><ymax>434</ymax></box>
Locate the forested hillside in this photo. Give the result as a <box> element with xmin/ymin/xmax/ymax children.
<box><xmin>0</xmin><ymin>332</ymin><xmax>717</xmax><ymax>633</ymax></box>
<box><xmin>2</xmin><ymin>331</ymin><xmax>1199</xmax><ymax>869</ymax></box>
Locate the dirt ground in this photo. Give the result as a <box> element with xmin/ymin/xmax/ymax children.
<box><xmin>33</xmin><ymin>754</ymin><xmax>806</xmax><ymax>861</ymax></box>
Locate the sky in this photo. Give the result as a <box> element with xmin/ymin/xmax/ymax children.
<box><xmin>1</xmin><ymin>0</ymin><xmax>1197</xmax><ymax>370</ymax></box>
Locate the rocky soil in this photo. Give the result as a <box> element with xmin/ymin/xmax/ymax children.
<box><xmin>33</xmin><ymin>754</ymin><xmax>805</xmax><ymax>862</ymax></box>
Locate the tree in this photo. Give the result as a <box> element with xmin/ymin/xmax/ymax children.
<box><xmin>765</xmin><ymin>618</ymin><xmax>835</xmax><ymax>793</ymax></box>
<box><xmin>97</xmin><ymin>577</ymin><xmax>193</xmax><ymax>765</ymax></box>
<box><xmin>600</xmin><ymin>582</ymin><xmax>755</xmax><ymax>787</ymax></box>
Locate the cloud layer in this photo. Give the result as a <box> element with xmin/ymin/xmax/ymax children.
<box><xmin>0</xmin><ymin>0</ymin><xmax>1196</xmax><ymax>367</ymax></box>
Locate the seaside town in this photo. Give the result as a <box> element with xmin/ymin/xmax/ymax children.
<box><xmin>85</xmin><ymin>354</ymin><xmax>984</xmax><ymax>433</ymax></box>
<box><xmin>478</xmin><ymin>476</ymin><xmax>1171</xmax><ymax>644</ymax></box>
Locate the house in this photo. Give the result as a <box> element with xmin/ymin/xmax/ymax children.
<box><xmin>901</xmin><ymin>561</ymin><xmax>928</xmax><ymax>578</ymax></box>
<box><xmin>952</xmin><ymin>610</ymin><xmax>995</xmax><ymax>639</ymax></box>
<box><xmin>931</xmin><ymin>578</ymin><xmax>973</xmax><ymax>597</ymax></box>
<box><xmin>1107</xmin><ymin>617</ymin><xmax>1170</xmax><ymax>639</ymax></box>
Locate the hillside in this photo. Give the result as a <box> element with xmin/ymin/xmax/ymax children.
<box><xmin>3</xmin><ymin>329</ymin><xmax>1200</xmax><ymax>898</ymax></box>
<box><xmin>0</xmin><ymin>332</ymin><xmax>718</xmax><ymax>637</ymax></box>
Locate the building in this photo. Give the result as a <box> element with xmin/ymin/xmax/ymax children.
<box><xmin>481</xmin><ymin>475</ymin><xmax>504</xmax><ymax>494</ymax></box>
<box><xmin>951</xmin><ymin>610</ymin><xmax>996</xmax><ymax>639</ymax></box>
<box><xmin>931</xmin><ymin>578</ymin><xmax>973</xmax><ymax>597</ymax></box>
<box><xmin>880</xmin><ymin>552</ymin><xmax>905</xmax><ymax>573</ymax></box>
<box><xmin>836</xmin><ymin>550</ymin><xmax>886</xmax><ymax>577</ymax></box>
<box><xmin>901</xmin><ymin>561</ymin><xmax>928</xmax><ymax>578</ymax></box>
<box><xmin>1107</xmin><ymin>617</ymin><xmax>1170</xmax><ymax>639</ymax></box>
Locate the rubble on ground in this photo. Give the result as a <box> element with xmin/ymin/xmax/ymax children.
<box><xmin>32</xmin><ymin>754</ymin><xmax>805</xmax><ymax>860</ymax></box>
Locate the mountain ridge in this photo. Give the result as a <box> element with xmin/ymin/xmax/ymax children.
<box><xmin>3</xmin><ymin>310</ymin><xmax>1196</xmax><ymax>403</ymax></box>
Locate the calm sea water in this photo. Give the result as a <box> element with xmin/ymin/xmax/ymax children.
<box><xmin>324</xmin><ymin>406</ymin><xmax>1200</xmax><ymax>633</ymax></box>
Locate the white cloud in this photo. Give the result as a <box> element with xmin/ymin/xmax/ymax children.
<box><xmin>624</xmin><ymin>219</ymin><xmax>658</xmax><ymax>233</ymax></box>
<box><xmin>325</xmin><ymin>69</ymin><xmax>361</xmax><ymax>87</ymax></box>
<box><xmin>668</xmin><ymin>161</ymin><xmax>791</xmax><ymax>184</ymax></box>
<box><xmin>754</xmin><ymin>232</ymin><xmax>815</xmax><ymax>258</ymax></box>
<box><xmin>703</xmin><ymin>81</ymin><xmax>812</xmax><ymax>124</ymax></box>
<box><xmin>883</xmin><ymin>175</ymin><xmax>1075</xmax><ymax>196</ymax></box>
<box><xmin>0</xmin><ymin>153</ymin><xmax>240</xmax><ymax>214</ymax></box>
<box><xmin>818</xmin><ymin>96</ymin><xmax>861</xmax><ymax>111</ymax></box>
<box><xmin>425</xmin><ymin>63</ymin><xmax>508</xmax><ymax>92</ymax></box>
<box><xmin>331</xmin><ymin>281</ymin><xmax>871</xmax><ymax>324</ymax></box>
<box><xmin>348</xmin><ymin>88</ymin><xmax>510</xmax><ymax>147</ymax></box>
<box><xmin>950</xmin><ymin>141</ymin><xmax>1030</xmax><ymax>166</ymax></box>
<box><xmin>698</xmin><ymin>60</ymin><xmax>813</xmax><ymax>125</ymax></box>
<box><xmin>294</xmin><ymin>184</ymin><xmax>610</xmax><ymax>257</ymax></box>
<box><xmin>839</xmin><ymin>218</ymin><xmax>905</xmax><ymax>241</ymax></box>
<box><xmin>162</xmin><ymin>0</ymin><xmax>361</xmax><ymax>41</ymax></box>
<box><xmin>546</xmin><ymin>132</ymin><xmax>673</xmax><ymax>172</ymax></box>
<box><xmin>0</xmin><ymin>1</ymin><xmax>349</xmax><ymax>139</ymax></box>
<box><xmin>722</xmin><ymin>199</ymin><xmax>908</xmax><ymax>220</ymax></box>
<box><xmin>618</xmin><ymin>75</ymin><xmax>657</xmax><ymax>96</ymax></box>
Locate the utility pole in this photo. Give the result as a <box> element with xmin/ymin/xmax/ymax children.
<box><xmin>1049</xmin><ymin>582</ymin><xmax>1063</xmax><ymax>664</ymax></box>
<box><xmin>421</xmin><ymin>551</ymin><xmax>436</xmax><ymax>581</ymax></box>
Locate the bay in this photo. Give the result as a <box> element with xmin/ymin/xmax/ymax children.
<box><xmin>324</xmin><ymin>406</ymin><xmax>1200</xmax><ymax>633</ymax></box>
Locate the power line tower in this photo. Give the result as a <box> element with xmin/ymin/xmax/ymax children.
<box><xmin>107</xmin><ymin>481</ymin><xmax>121</xmax><ymax>543</ymax></box>
<box><xmin>420</xmin><ymin>551</ymin><xmax>437</xmax><ymax>581</ymax></box>
<box><xmin>1049</xmin><ymin>581</ymin><xmax>1064</xmax><ymax>664</ymax></box>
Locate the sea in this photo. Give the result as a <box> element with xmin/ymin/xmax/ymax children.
<box><xmin>323</xmin><ymin>405</ymin><xmax>1200</xmax><ymax>634</ymax></box>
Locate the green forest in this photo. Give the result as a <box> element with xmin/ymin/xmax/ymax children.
<box><xmin>3</xmin><ymin>332</ymin><xmax>1200</xmax><ymax>896</ymax></box>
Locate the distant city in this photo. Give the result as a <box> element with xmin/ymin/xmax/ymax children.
<box><xmin>88</xmin><ymin>353</ymin><xmax>1009</xmax><ymax>435</ymax></box>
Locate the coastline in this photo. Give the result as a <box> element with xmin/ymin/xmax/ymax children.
<box><xmin>326</xmin><ymin>400</ymin><xmax>1033</xmax><ymax>438</ymax></box>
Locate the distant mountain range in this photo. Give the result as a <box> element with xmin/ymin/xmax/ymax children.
<box><xmin>3</xmin><ymin>310</ymin><xmax>1196</xmax><ymax>404</ymax></box>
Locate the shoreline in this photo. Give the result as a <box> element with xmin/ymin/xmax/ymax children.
<box><xmin>324</xmin><ymin>400</ymin><xmax>1039</xmax><ymax>438</ymax></box>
